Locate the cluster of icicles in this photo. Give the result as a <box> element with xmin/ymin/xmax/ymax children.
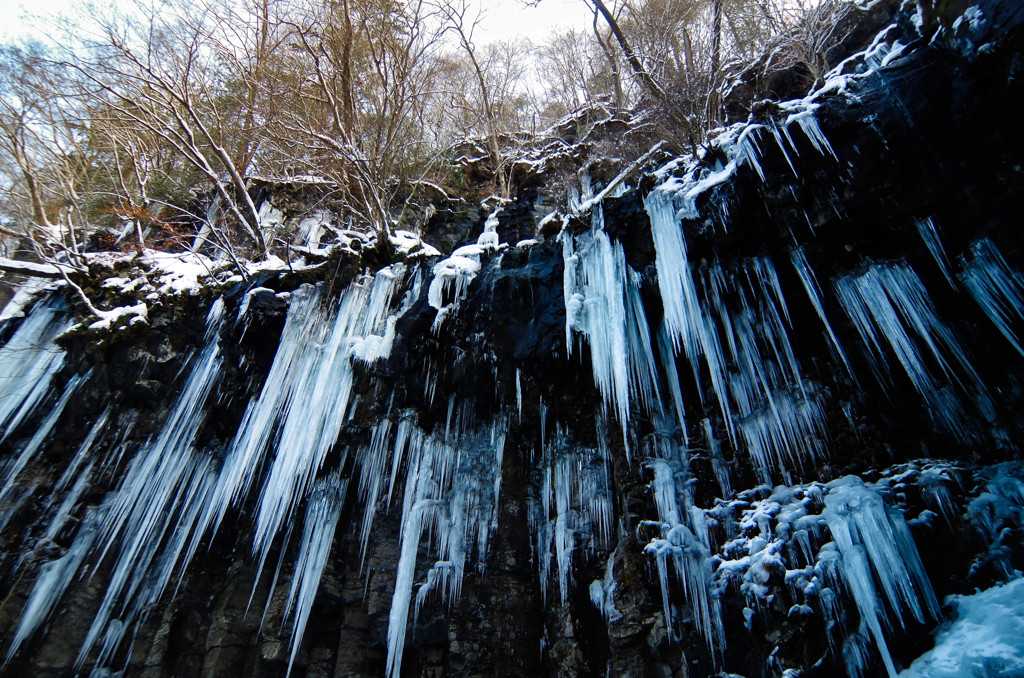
<box><xmin>0</xmin><ymin>265</ymin><xmax>609</xmax><ymax>677</ymax></box>
<box><xmin>558</xmin><ymin>107</ymin><xmax>1024</xmax><ymax>677</ymax></box>
<box><xmin>4</xmin><ymin>35</ymin><xmax>1024</xmax><ymax>678</ymax></box>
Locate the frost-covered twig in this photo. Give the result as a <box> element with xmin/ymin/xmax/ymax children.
<box><xmin>576</xmin><ymin>141</ymin><xmax>667</xmax><ymax>215</ymax></box>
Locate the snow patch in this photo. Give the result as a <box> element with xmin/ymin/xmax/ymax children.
<box><xmin>87</xmin><ymin>302</ymin><xmax>149</xmax><ymax>331</ymax></box>
<box><xmin>899</xmin><ymin>577</ymin><xmax>1024</xmax><ymax>678</ymax></box>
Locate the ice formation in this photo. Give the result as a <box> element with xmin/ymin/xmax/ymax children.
<box><xmin>2</xmin><ymin>7</ymin><xmax>1024</xmax><ymax>676</ymax></box>
<box><xmin>531</xmin><ymin>421</ymin><xmax>613</xmax><ymax>605</ymax></box>
<box><xmin>427</xmin><ymin>207</ymin><xmax>504</xmax><ymax>331</ymax></box>
<box><xmin>823</xmin><ymin>477</ymin><xmax>939</xmax><ymax>678</ymax></box>
<box><xmin>645</xmin><ymin>188</ymin><xmax>827</xmax><ymax>481</ymax></box>
<box><xmin>898</xmin><ymin>577</ymin><xmax>1024</xmax><ymax>678</ymax></box>
<box><xmin>1</xmin><ymin>268</ymin><xmax>410</xmax><ymax>672</ymax></box>
<box><xmin>384</xmin><ymin>412</ymin><xmax>509</xmax><ymax>678</ymax></box>
<box><xmin>960</xmin><ymin>239</ymin><xmax>1024</xmax><ymax>358</ymax></box>
<box><xmin>561</xmin><ymin>217</ymin><xmax>660</xmax><ymax>432</ymax></box>
<box><xmin>644</xmin><ymin>439</ymin><xmax>725</xmax><ymax>649</ymax></box>
<box><xmin>0</xmin><ymin>299</ymin><xmax>72</xmax><ymax>444</ymax></box>
<box><xmin>284</xmin><ymin>473</ymin><xmax>347</xmax><ymax>676</ymax></box>
<box><xmin>834</xmin><ymin>263</ymin><xmax>988</xmax><ymax>437</ymax></box>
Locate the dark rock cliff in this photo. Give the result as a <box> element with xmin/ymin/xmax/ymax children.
<box><xmin>2</xmin><ymin>2</ymin><xmax>1024</xmax><ymax>677</ymax></box>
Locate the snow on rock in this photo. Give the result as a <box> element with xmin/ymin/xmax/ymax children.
<box><xmin>898</xmin><ymin>577</ymin><xmax>1024</xmax><ymax>678</ymax></box>
<box><xmin>101</xmin><ymin>276</ymin><xmax>150</xmax><ymax>295</ymax></box>
<box><xmin>427</xmin><ymin>217</ymin><xmax>503</xmax><ymax>332</ymax></box>
<box><xmin>142</xmin><ymin>250</ymin><xmax>216</xmax><ymax>296</ymax></box>
<box><xmin>246</xmin><ymin>254</ymin><xmax>292</xmax><ymax>275</ymax></box>
<box><xmin>537</xmin><ymin>211</ymin><xmax>565</xmax><ymax>234</ymax></box>
<box><xmin>390</xmin><ymin>230</ymin><xmax>441</xmax><ymax>258</ymax></box>
<box><xmin>87</xmin><ymin>302</ymin><xmax>149</xmax><ymax>331</ymax></box>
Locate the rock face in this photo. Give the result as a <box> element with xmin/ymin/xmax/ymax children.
<box><xmin>2</xmin><ymin>2</ymin><xmax>1024</xmax><ymax>677</ymax></box>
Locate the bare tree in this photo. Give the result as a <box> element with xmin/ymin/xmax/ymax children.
<box><xmin>536</xmin><ymin>28</ymin><xmax>607</xmax><ymax>114</ymax></box>
<box><xmin>275</xmin><ymin>0</ymin><xmax>448</xmax><ymax>236</ymax></box>
<box><xmin>70</xmin><ymin>0</ymin><xmax>270</xmax><ymax>256</ymax></box>
<box><xmin>0</xmin><ymin>44</ymin><xmax>99</xmax><ymax>264</ymax></box>
<box><xmin>435</xmin><ymin>0</ymin><xmax>536</xmax><ymax>198</ymax></box>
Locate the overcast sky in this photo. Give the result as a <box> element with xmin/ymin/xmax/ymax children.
<box><xmin>0</xmin><ymin>0</ymin><xmax>591</xmax><ymax>44</ymax></box>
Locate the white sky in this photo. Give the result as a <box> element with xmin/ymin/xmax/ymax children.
<box><xmin>0</xmin><ymin>0</ymin><xmax>591</xmax><ymax>44</ymax></box>
<box><xmin>472</xmin><ymin>0</ymin><xmax>589</xmax><ymax>44</ymax></box>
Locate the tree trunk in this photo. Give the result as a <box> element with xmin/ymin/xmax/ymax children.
<box><xmin>707</xmin><ymin>0</ymin><xmax>724</xmax><ymax>125</ymax></box>
<box><xmin>592</xmin><ymin>11</ymin><xmax>623</xmax><ymax>110</ymax></box>
<box><xmin>340</xmin><ymin>0</ymin><xmax>355</xmax><ymax>139</ymax></box>
<box><xmin>589</xmin><ymin>0</ymin><xmax>665</xmax><ymax>102</ymax></box>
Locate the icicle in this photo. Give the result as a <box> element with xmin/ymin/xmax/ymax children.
<box><xmin>40</xmin><ymin>459</ymin><xmax>95</xmax><ymax>546</ymax></box>
<box><xmin>534</xmin><ymin>462</ymin><xmax>553</xmax><ymax>604</ymax></box>
<box><xmin>560</xmin><ymin>222</ymin><xmax>660</xmax><ymax>430</ymax></box>
<box><xmin>656</xmin><ymin>324</ymin><xmax>688</xmax><ymax>445</ymax></box>
<box><xmin>0</xmin><ymin>297</ymin><xmax>72</xmax><ymax>443</ymax></box>
<box><xmin>822</xmin><ymin>477</ymin><xmax>939</xmax><ymax>678</ymax></box>
<box><xmin>516</xmin><ymin>368</ymin><xmax>523</xmax><ymax>423</ymax></box>
<box><xmin>960</xmin><ymin>239</ymin><xmax>1024</xmax><ymax>357</ymax></box>
<box><xmin>384</xmin><ymin>415</ymin><xmax>508</xmax><ymax>678</ymax></box>
<box><xmin>553</xmin><ymin>455</ymin><xmax>573</xmax><ymax>603</ymax></box>
<box><xmin>68</xmin><ymin>300</ymin><xmax>227</xmax><ymax>670</ymax></box>
<box><xmin>589</xmin><ymin>546</ymin><xmax>621</xmax><ymax>623</ymax></box>
<box><xmin>0</xmin><ymin>371</ymin><xmax>86</xmax><ymax>510</ymax></box>
<box><xmin>531</xmin><ymin>423</ymin><xmax>613</xmax><ymax>606</ymax></box>
<box><xmin>645</xmin><ymin>190</ymin><xmax>733</xmax><ymax>435</ymax></box>
<box><xmin>429</xmin><ymin>213</ymin><xmax>502</xmax><ymax>332</ymax></box>
<box><xmin>204</xmin><ymin>287</ymin><xmax>326</xmax><ymax>540</ymax></box>
<box><xmin>645</xmin><ymin>189</ymin><xmax>701</xmax><ymax>358</ymax></box>
<box><xmin>916</xmin><ymin>218</ymin><xmax>956</xmax><ymax>287</ymax></box>
<box><xmin>767</xmin><ymin>123</ymin><xmax>800</xmax><ymax>177</ymax></box>
<box><xmin>790</xmin><ymin>247</ymin><xmax>852</xmax><ymax>373</ymax></box>
<box><xmin>249</xmin><ymin>274</ymin><xmax>390</xmax><ymax>570</ymax></box>
<box><xmin>643</xmin><ymin>426</ymin><xmax>725</xmax><ymax>652</ymax></box>
<box><xmin>477</xmin><ymin>206</ymin><xmax>502</xmax><ymax>247</ymax></box>
<box><xmin>51</xmin><ymin>407</ymin><xmax>110</xmax><ymax>496</ymax></box>
<box><xmin>357</xmin><ymin>419</ymin><xmax>394</xmax><ymax>565</ymax></box>
<box><xmin>4</xmin><ymin>508</ymin><xmax>100</xmax><ymax>664</ymax></box>
<box><xmin>784</xmin><ymin>107</ymin><xmax>837</xmax><ymax>159</ymax></box>
<box><xmin>965</xmin><ymin>463</ymin><xmax>1024</xmax><ymax>580</ymax></box>
<box><xmin>644</xmin><ymin>520</ymin><xmax>724</xmax><ymax>650</ymax></box>
<box><xmin>917</xmin><ymin>465</ymin><xmax>959</xmax><ymax>526</ymax></box>
<box><xmin>735</xmin><ymin>385</ymin><xmax>828</xmax><ymax>484</ymax></box>
<box><xmin>388</xmin><ymin>416</ymin><xmax>415</xmax><ymax>504</ymax></box>
<box><xmin>834</xmin><ymin>263</ymin><xmax>987</xmax><ymax>437</ymax></box>
<box><xmin>647</xmin><ymin>189</ymin><xmax>826</xmax><ymax>481</ymax></box>
<box><xmin>284</xmin><ymin>473</ymin><xmax>347</xmax><ymax>677</ymax></box>
<box><xmin>735</xmin><ymin>125</ymin><xmax>769</xmax><ymax>181</ymax></box>
<box><xmin>36</xmin><ymin>409</ymin><xmax>111</xmax><ymax>554</ymax></box>
<box><xmin>703</xmin><ymin>419</ymin><xmax>732</xmax><ymax>498</ymax></box>
<box><xmin>200</xmin><ymin>270</ymin><xmax>403</xmax><ymax>607</ymax></box>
